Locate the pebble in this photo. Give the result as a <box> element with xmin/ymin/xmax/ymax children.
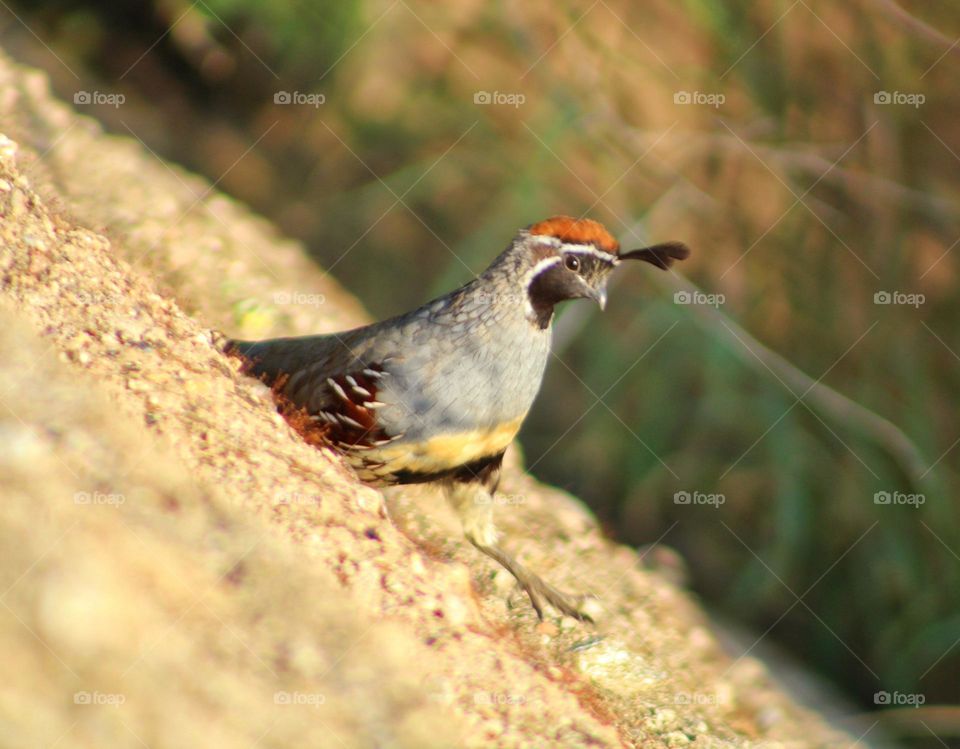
<box><xmin>445</xmin><ymin>594</ymin><xmax>470</xmax><ymax>627</ymax></box>
<box><xmin>576</xmin><ymin>638</ymin><xmax>664</xmax><ymax>695</ymax></box>
<box><xmin>23</xmin><ymin>232</ymin><xmax>47</xmax><ymax>250</ymax></box>
<box><xmin>0</xmin><ymin>424</ymin><xmax>46</xmax><ymax>466</ymax></box>
<box><xmin>184</xmin><ymin>378</ymin><xmax>210</xmax><ymax>396</ymax></box>
<box><xmin>115</xmin><ymin>319</ymin><xmax>145</xmax><ymax>343</ymax></box>
<box><xmin>409</xmin><ymin>553</ymin><xmax>426</xmax><ymax>577</ymax></box>
<box><xmin>536</xmin><ymin>620</ymin><xmax>559</xmax><ymax>638</ymax></box>
<box><xmin>664</xmin><ymin>730</ymin><xmax>691</xmax><ymax>746</ymax></box>
<box><xmin>143</xmin><ymin>327</ymin><xmax>167</xmax><ymax>346</ymax></box>
<box><xmin>0</xmin><ymin>134</ymin><xmax>17</xmax><ymax>161</ymax></box>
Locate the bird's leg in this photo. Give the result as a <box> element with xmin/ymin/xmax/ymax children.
<box><xmin>444</xmin><ymin>479</ymin><xmax>592</xmax><ymax>622</ymax></box>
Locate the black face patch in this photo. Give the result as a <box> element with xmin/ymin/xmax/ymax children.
<box><xmin>527</xmin><ymin>262</ymin><xmax>593</xmax><ymax>328</ymax></box>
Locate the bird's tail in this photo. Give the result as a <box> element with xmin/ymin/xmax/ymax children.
<box><xmin>225</xmin><ymin>336</ymin><xmax>322</xmax><ymax>387</ymax></box>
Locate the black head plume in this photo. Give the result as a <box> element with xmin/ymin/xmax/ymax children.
<box><xmin>620</xmin><ymin>241</ymin><xmax>691</xmax><ymax>270</ymax></box>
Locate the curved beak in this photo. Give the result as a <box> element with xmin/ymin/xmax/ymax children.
<box><xmin>586</xmin><ymin>285</ymin><xmax>608</xmax><ymax>310</ymax></box>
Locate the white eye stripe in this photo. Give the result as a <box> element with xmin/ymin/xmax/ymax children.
<box><xmin>560</xmin><ymin>244</ymin><xmax>619</xmax><ymax>264</ymax></box>
<box><xmin>522</xmin><ymin>255</ymin><xmax>562</xmax><ymax>284</ymax></box>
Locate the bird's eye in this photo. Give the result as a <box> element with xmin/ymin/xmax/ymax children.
<box><xmin>564</xmin><ymin>255</ymin><xmax>581</xmax><ymax>272</ymax></box>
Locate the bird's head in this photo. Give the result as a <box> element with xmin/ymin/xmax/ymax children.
<box><xmin>506</xmin><ymin>215</ymin><xmax>690</xmax><ymax>327</ymax></box>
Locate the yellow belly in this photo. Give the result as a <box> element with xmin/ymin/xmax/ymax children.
<box><xmin>348</xmin><ymin>417</ymin><xmax>523</xmax><ymax>482</ymax></box>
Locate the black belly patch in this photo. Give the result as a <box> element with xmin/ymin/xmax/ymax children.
<box><xmin>391</xmin><ymin>451</ymin><xmax>505</xmax><ymax>490</ymax></box>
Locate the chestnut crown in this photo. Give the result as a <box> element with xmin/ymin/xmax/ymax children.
<box><xmin>514</xmin><ymin>215</ymin><xmax>690</xmax><ymax>326</ymax></box>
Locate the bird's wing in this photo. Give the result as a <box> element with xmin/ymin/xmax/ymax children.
<box><xmin>226</xmin><ymin>329</ymin><xmax>407</xmax><ymax>449</ymax></box>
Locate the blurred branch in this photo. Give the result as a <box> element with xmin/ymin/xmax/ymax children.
<box><xmin>874</xmin><ymin>704</ymin><xmax>960</xmax><ymax>739</ymax></box>
<box><xmin>160</xmin><ymin>1</ymin><xmax>235</xmax><ymax>81</ymax></box>
<box><xmin>556</xmin><ymin>266</ymin><xmax>929</xmax><ymax>485</ymax></box>
<box><xmin>574</xmin><ymin>121</ymin><xmax>943</xmax><ymax>484</ymax></box>
<box><xmin>706</xmin><ymin>134</ymin><xmax>960</xmax><ymax>221</ymax></box>
<box><xmin>664</xmin><ymin>271</ymin><xmax>931</xmax><ymax>485</ymax></box>
<box><xmin>613</xmin><ymin>123</ymin><xmax>960</xmax><ymax>221</ymax></box>
<box><xmin>870</xmin><ymin>0</ymin><xmax>960</xmax><ymax>53</ymax></box>
<box><xmin>554</xmin><ymin>199</ymin><xmax>930</xmax><ymax>485</ymax></box>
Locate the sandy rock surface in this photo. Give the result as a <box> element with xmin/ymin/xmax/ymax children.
<box><xmin>0</xmin><ymin>49</ymin><xmax>861</xmax><ymax>748</ymax></box>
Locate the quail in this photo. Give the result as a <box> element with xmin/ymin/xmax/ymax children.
<box><xmin>227</xmin><ymin>216</ymin><xmax>689</xmax><ymax>620</ymax></box>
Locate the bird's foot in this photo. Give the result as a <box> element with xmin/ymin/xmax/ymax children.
<box><xmin>515</xmin><ymin>569</ymin><xmax>594</xmax><ymax>623</ymax></box>
<box><xmin>473</xmin><ymin>540</ymin><xmax>593</xmax><ymax>622</ymax></box>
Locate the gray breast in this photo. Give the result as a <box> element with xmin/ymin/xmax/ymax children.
<box><xmin>374</xmin><ymin>299</ymin><xmax>551</xmax><ymax>443</ymax></box>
